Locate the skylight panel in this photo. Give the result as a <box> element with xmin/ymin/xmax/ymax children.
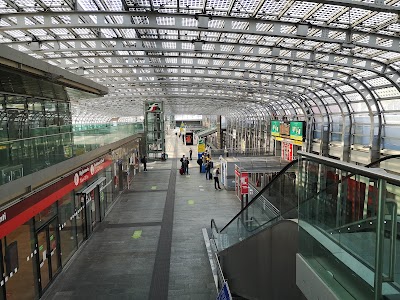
<box><xmin>120</xmin><ymin>29</ymin><xmax>137</xmax><ymax>38</ymax></box>
<box><xmin>286</xmin><ymin>2</ymin><xmax>317</xmax><ymax>19</ymax></box>
<box><xmin>203</xmin><ymin>43</ymin><xmax>215</xmax><ymax>51</ymax></box>
<box><xmin>162</xmin><ymin>41</ymin><xmax>177</xmax><ymax>49</ymax></box>
<box><xmin>232</xmin><ymin>21</ymin><xmax>249</xmax><ymax>30</ymax></box>
<box><xmin>312</xmin><ymin>4</ymin><xmax>342</xmax><ymax>22</ymax></box>
<box><xmin>378</xmin><ymin>52</ymin><xmax>400</xmax><ymax>60</ymax></box>
<box><xmin>104</xmin><ymin>0</ymin><xmax>123</xmax><ymax>11</ymax></box>
<box><xmin>132</xmin><ymin>16</ymin><xmax>150</xmax><ymax>25</ymax></box>
<box><xmin>367</xmin><ymin>77</ymin><xmax>390</xmax><ymax>87</ymax></box>
<box><xmin>4</xmin><ymin>30</ymin><xmax>26</xmax><ymax>38</ymax></box>
<box><xmin>209</xmin><ymin>19</ymin><xmax>225</xmax><ymax>29</ymax></box>
<box><xmin>361</xmin><ymin>12</ymin><xmax>394</xmax><ymax>28</ymax></box>
<box><xmin>337</xmin><ymin>8</ymin><xmax>369</xmax><ymax>25</ymax></box>
<box><xmin>157</xmin><ymin>16</ymin><xmax>175</xmax><ymax>26</ymax></box>
<box><xmin>375</xmin><ymin>87</ymin><xmax>400</xmax><ymax>98</ymax></box>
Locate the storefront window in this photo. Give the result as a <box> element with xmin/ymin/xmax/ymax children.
<box><xmin>2</xmin><ymin>221</ymin><xmax>36</xmax><ymax>300</ymax></box>
<box><xmin>35</xmin><ymin>202</ymin><xmax>57</xmax><ymax>230</ymax></box>
<box><xmin>58</xmin><ymin>192</ymin><xmax>77</xmax><ymax>265</ymax></box>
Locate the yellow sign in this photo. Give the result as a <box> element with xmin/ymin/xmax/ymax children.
<box><xmin>0</xmin><ymin>145</ymin><xmax>7</xmax><ymax>150</ymax></box>
<box><xmin>275</xmin><ymin>137</ymin><xmax>283</xmax><ymax>141</ymax></box>
<box><xmin>294</xmin><ymin>140</ymin><xmax>303</xmax><ymax>146</ymax></box>
<box><xmin>198</xmin><ymin>143</ymin><xmax>205</xmax><ymax>153</ymax></box>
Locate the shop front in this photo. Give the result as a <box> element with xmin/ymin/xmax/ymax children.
<box><xmin>0</xmin><ymin>155</ymin><xmax>116</xmax><ymax>300</ymax></box>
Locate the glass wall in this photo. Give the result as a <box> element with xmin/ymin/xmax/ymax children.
<box><xmin>0</xmin><ymin>221</ymin><xmax>37</xmax><ymax>300</ymax></box>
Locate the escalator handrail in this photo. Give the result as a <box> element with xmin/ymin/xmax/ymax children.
<box><xmin>211</xmin><ymin>218</ymin><xmax>219</xmax><ymax>238</ymax></box>
<box><xmin>218</xmin><ymin>154</ymin><xmax>400</xmax><ymax>236</ymax></box>
<box><xmin>238</xmin><ymin>154</ymin><xmax>400</xmax><ymax>235</ymax></box>
<box><xmin>219</xmin><ymin>158</ymin><xmax>299</xmax><ymax>233</ymax></box>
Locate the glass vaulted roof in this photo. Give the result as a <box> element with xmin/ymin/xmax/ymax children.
<box><xmin>0</xmin><ymin>0</ymin><xmax>400</xmax><ymax>121</ymax></box>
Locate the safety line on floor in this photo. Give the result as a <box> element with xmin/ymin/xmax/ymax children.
<box><xmin>148</xmin><ymin>140</ymin><xmax>177</xmax><ymax>300</ymax></box>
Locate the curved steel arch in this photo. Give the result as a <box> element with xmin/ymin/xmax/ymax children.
<box><xmin>1</xmin><ymin>11</ymin><xmax>399</xmax><ymax>53</ymax></box>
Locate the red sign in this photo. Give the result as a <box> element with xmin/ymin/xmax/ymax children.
<box><xmin>241</xmin><ymin>172</ymin><xmax>249</xmax><ymax>195</ymax></box>
<box><xmin>0</xmin><ymin>157</ymin><xmax>112</xmax><ymax>239</ymax></box>
<box><xmin>281</xmin><ymin>142</ymin><xmax>293</xmax><ymax>162</ymax></box>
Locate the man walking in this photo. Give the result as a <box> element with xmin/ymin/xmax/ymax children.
<box><xmin>141</xmin><ymin>155</ymin><xmax>148</xmax><ymax>171</ymax></box>
<box><xmin>189</xmin><ymin>148</ymin><xmax>193</xmax><ymax>160</ymax></box>
<box><xmin>213</xmin><ymin>167</ymin><xmax>222</xmax><ymax>190</ymax></box>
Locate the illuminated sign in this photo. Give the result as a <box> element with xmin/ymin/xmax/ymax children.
<box><xmin>271</xmin><ymin>120</ymin><xmax>280</xmax><ymax>137</ymax></box>
<box><xmin>290</xmin><ymin>121</ymin><xmax>305</xmax><ymax>141</ymax></box>
<box><xmin>147</xmin><ymin>103</ymin><xmax>161</xmax><ymax>112</ymax></box>
<box><xmin>0</xmin><ymin>212</ymin><xmax>6</xmax><ymax>224</ymax></box>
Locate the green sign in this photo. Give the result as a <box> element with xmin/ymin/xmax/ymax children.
<box><xmin>290</xmin><ymin>121</ymin><xmax>305</xmax><ymax>141</ymax></box>
<box><xmin>271</xmin><ymin>121</ymin><xmax>280</xmax><ymax>137</ymax></box>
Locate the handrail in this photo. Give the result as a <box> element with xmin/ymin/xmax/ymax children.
<box><xmin>211</xmin><ymin>219</ymin><xmax>219</xmax><ymax>239</ymax></box>
<box><xmin>217</xmin><ymin>153</ymin><xmax>400</xmax><ymax>238</ymax></box>
<box><xmin>219</xmin><ymin>159</ymin><xmax>299</xmax><ymax>233</ymax></box>
<box><xmin>299</xmin><ymin>151</ymin><xmax>400</xmax><ymax>186</ymax></box>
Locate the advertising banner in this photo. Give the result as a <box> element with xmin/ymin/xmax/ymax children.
<box><xmin>185</xmin><ymin>132</ymin><xmax>193</xmax><ymax>145</ymax></box>
<box><xmin>281</xmin><ymin>142</ymin><xmax>293</xmax><ymax>162</ymax></box>
<box><xmin>290</xmin><ymin>121</ymin><xmax>305</xmax><ymax>141</ymax></box>
<box><xmin>241</xmin><ymin>172</ymin><xmax>249</xmax><ymax>195</ymax></box>
<box><xmin>271</xmin><ymin>120</ymin><xmax>280</xmax><ymax>137</ymax></box>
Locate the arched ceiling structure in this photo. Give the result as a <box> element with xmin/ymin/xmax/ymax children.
<box><xmin>0</xmin><ymin>0</ymin><xmax>400</xmax><ymax>134</ymax></box>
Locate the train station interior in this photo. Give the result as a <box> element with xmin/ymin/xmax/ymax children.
<box><xmin>1</xmin><ymin>0</ymin><xmax>400</xmax><ymax>299</ymax></box>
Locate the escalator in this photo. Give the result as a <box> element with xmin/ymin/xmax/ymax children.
<box><xmin>210</xmin><ymin>154</ymin><xmax>400</xmax><ymax>300</ymax></box>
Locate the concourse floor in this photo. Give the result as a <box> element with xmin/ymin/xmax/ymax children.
<box><xmin>42</xmin><ymin>133</ymin><xmax>242</xmax><ymax>300</ymax></box>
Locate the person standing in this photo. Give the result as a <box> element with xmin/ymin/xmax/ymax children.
<box><xmin>141</xmin><ymin>155</ymin><xmax>148</xmax><ymax>171</ymax></box>
<box><xmin>180</xmin><ymin>155</ymin><xmax>185</xmax><ymax>168</ymax></box>
<box><xmin>213</xmin><ymin>167</ymin><xmax>222</xmax><ymax>190</ymax></box>
<box><xmin>184</xmin><ymin>157</ymin><xmax>190</xmax><ymax>175</ymax></box>
<box><xmin>189</xmin><ymin>148</ymin><xmax>193</xmax><ymax>160</ymax></box>
<box><xmin>182</xmin><ymin>134</ymin><xmax>185</xmax><ymax>144</ymax></box>
<box><xmin>205</xmin><ymin>161</ymin><xmax>211</xmax><ymax>180</ymax></box>
<box><xmin>197</xmin><ymin>157</ymin><xmax>203</xmax><ymax>173</ymax></box>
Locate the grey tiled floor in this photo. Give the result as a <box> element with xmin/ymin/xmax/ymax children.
<box><xmin>43</xmin><ymin>133</ymin><xmax>242</xmax><ymax>300</ymax></box>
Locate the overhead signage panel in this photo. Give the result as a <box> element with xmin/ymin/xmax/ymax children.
<box><xmin>271</xmin><ymin>120</ymin><xmax>280</xmax><ymax>137</ymax></box>
<box><xmin>290</xmin><ymin>121</ymin><xmax>305</xmax><ymax>141</ymax></box>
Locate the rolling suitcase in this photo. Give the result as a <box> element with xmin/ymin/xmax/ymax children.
<box><xmin>179</xmin><ymin>167</ymin><xmax>184</xmax><ymax>175</ymax></box>
<box><xmin>201</xmin><ymin>164</ymin><xmax>206</xmax><ymax>173</ymax></box>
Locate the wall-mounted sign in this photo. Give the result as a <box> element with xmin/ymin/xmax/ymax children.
<box><xmin>271</xmin><ymin>120</ymin><xmax>280</xmax><ymax>137</ymax></box>
<box><xmin>147</xmin><ymin>103</ymin><xmax>161</xmax><ymax>112</ymax></box>
<box><xmin>290</xmin><ymin>121</ymin><xmax>305</xmax><ymax>141</ymax></box>
<box><xmin>241</xmin><ymin>172</ymin><xmax>249</xmax><ymax>195</ymax></box>
<box><xmin>281</xmin><ymin>142</ymin><xmax>293</xmax><ymax>162</ymax></box>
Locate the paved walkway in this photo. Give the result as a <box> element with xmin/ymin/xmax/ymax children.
<box><xmin>43</xmin><ymin>133</ymin><xmax>242</xmax><ymax>300</ymax></box>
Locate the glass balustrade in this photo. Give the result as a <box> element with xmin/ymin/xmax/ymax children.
<box><xmin>297</xmin><ymin>153</ymin><xmax>400</xmax><ymax>300</ymax></box>
<box><xmin>0</xmin><ymin>123</ymin><xmax>143</xmax><ymax>186</ymax></box>
<box><xmin>211</xmin><ymin>151</ymin><xmax>400</xmax><ymax>300</ymax></box>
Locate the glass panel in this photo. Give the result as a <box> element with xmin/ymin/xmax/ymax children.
<box><xmin>35</xmin><ymin>203</ymin><xmax>57</xmax><ymax>230</ymax></box>
<box><xmin>58</xmin><ymin>192</ymin><xmax>77</xmax><ymax>265</ymax></box>
<box><xmin>48</xmin><ymin>220</ymin><xmax>60</xmax><ymax>277</ymax></box>
<box><xmin>0</xmin><ymin>122</ymin><xmax>142</xmax><ymax>187</ymax></box>
<box><xmin>217</xmin><ymin>161</ymin><xmax>299</xmax><ymax>249</ymax></box>
<box><xmin>75</xmin><ymin>194</ymin><xmax>86</xmax><ymax>246</ymax></box>
<box><xmin>37</xmin><ymin>227</ymin><xmax>50</xmax><ymax>292</ymax></box>
<box><xmin>3</xmin><ymin>222</ymin><xmax>36</xmax><ymax>300</ymax></box>
<box><xmin>297</xmin><ymin>157</ymin><xmax>381</xmax><ymax>299</ymax></box>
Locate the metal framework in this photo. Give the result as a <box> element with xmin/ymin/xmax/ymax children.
<box><xmin>1</xmin><ymin>0</ymin><xmax>400</xmax><ymax>156</ymax></box>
